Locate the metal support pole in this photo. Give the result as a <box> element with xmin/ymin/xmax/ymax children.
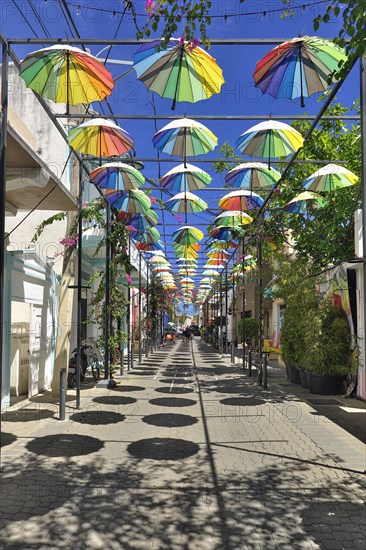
<box><xmin>361</xmin><ymin>56</ymin><xmax>366</xmax><ymax>389</ymax></box>
<box><xmin>219</xmin><ymin>277</ymin><xmax>223</xmax><ymax>355</ymax></box>
<box><xmin>76</xmin><ymin>163</ymin><xmax>83</xmax><ymax>409</ymax></box>
<box><xmin>258</xmin><ymin>239</ymin><xmax>264</xmax><ymax>365</ymax></box>
<box><xmin>127</xmin><ymin>237</ymin><xmax>132</xmax><ymax>372</ymax></box>
<box><xmin>59</xmin><ymin>368</ymin><xmax>66</xmax><ymax>421</ymax></box>
<box><xmin>104</xmin><ymin>204</ymin><xmax>111</xmax><ymax>379</ymax></box>
<box><xmin>118</xmin><ymin>317</ymin><xmax>124</xmax><ymax>376</ymax></box>
<box><xmin>242</xmin><ymin>241</ymin><xmax>246</xmax><ymax>372</ymax></box>
<box><xmin>231</xmin><ymin>342</ymin><xmax>235</xmax><ymax>365</ymax></box>
<box><xmin>138</xmin><ymin>252</ymin><xmax>142</xmax><ymax>364</ymax></box>
<box><xmin>263</xmin><ymin>354</ymin><xmax>268</xmax><ymax>390</ymax></box>
<box><xmin>0</xmin><ymin>41</ymin><xmax>8</xmax><ymax>403</ymax></box>
<box><xmin>248</xmin><ymin>349</ymin><xmax>252</xmax><ymax>377</ymax></box>
<box><xmin>225</xmin><ymin>266</ymin><xmax>228</xmax><ymax>354</ymax></box>
<box><xmin>145</xmin><ymin>268</ymin><xmax>149</xmax><ymax>357</ymax></box>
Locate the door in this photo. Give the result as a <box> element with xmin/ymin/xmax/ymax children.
<box><xmin>29</xmin><ymin>304</ymin><xmax>42</xmax><ymax>397</ymax></box>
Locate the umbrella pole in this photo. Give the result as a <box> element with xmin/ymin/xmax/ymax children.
<box><xmin>172</xmin><ymin>46</ymin><xmax>185</xmax><ymax>111</ymax></box>
<box><xmin>225</xmin><ymin>265</ymin><xmax>228</xmax><ymax>354</ymax></box>
<box><xmin>299</xmin><ymin>46</ymin><xmax>305</xmax><ymax>109</ymax></box>
<box><xmin>66</xmin><ymin>50</ymin><xmax>70</xmax><ymax>116</ymax></box>
<box><xmin>146</xmin><ymin>268</ymin><xmax>149</xmax><ymax>358</ymax></box>
<box><xmin>268</xmin><ymin>130</ymin><xmax>271</xmax><ymax>170</ymax></box>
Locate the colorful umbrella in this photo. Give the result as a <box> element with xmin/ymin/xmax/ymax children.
<box><xmin>117</xmin><ymin>209</ymin><xmax>159</xmax><ymax>231</ymax></box>
<box><xmin>218</xmin><ymin>190</ymin><xmax>264</xmax><ymax>211</ymax></box>
<box><xmin>284</xmin><ymin>191</ymin><xmax>325</xmax><ymax>214</ymax></box>
<box><xmin>143</xmin><ymin>250</ymin><xmax>166</xmax><ymax>257</ymax></box>
<box><xmin>225</xmin><ymin>162</ymin><xmax>281</xmax><ymax>189</ymax></box>
<box><xmin>159</xmin><ymin>163</ymin><xmax>212</xmax><ymax>192</ymax></box>
<box><xmin>149</xmin><ymin>255</ymin><xmax>170</xmax><ymax>265</ymax></box>
<box><xmin>165</xmin><ymin>191</ymin><xmax>208</xmax><ymax>215</ymax></box>
<box><xmin>178</xmin><ymin>269</ymin><xmax>197</xmax><ymax>276</ymax></box>
<box><xmin>153</xmin><ymin>118</ymin><xmax>218</xmax><ymax>158</ymax></box>
<box><xmin>253</xmin><ymin>36</ymin><xmax>348</xmax><ymax>108</ymax></box>
<box><xmin>136</xmin><ymin>241</ymin><xmax>165</xmax><ymax>252</ymax></box>
<box><xmin>105</xmin><ymin>189</ymin><xmax>151</xmax><ymax>213</ymax></box>
<box><xmin>210</xmin><ymin>226</ymin><xmax>241</xmax><ymax>241</ymax></box>
<box><xmin>19</xmin><ymin>45</ymin><xmax>114</xmax><ymax>106</ymax></box>
<box><xmin>90</xmin><ymin>162</ymin><xmax>144</xmax><ymax>191</ymax></box>
<box><xmin>171</xmin><ymin>225</ymin><xmax>204</xmax><ymax>245</ymax></box>
<box><xmin>303</xmin><ymin>164</ymin><xmax>359</xmax><ymax>193</ymax></box>
<box><xmin>202</xmin><ymin>269</ymin><xmax>221</xmax><ymax>277</ymax></box>
<box><xmin>236</xmin><ymin>121</ymin><xmax>304</xmax><ymax>168</ymax></box>
<box><xmin>207</xmin><ymin>250</ymin><xmax>230</xmax><ymax>259</ymax></box>
<box><xmin>133</xmin><ymin>38</ymin><xmax>224</xmax><ymax>110</ymax></box>
<box><xmin>130</xmin><ymin>227</ymin><xmax>161</xmax><ymax>244</ymax></box>
<box><xmin>214</xmin><ymin>210</ymin><xmax>253</xmax><ymax>226</ymax></box>
<box><xmin>68</xmin><ymin>118</ymin><xmax>134</xmax><ymax>158</ymax></box>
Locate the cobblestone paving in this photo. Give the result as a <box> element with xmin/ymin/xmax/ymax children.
<box><xmin>1</xmin><ymin>339</ymin><xmax>365</xmax><ymax>549</ymax></box>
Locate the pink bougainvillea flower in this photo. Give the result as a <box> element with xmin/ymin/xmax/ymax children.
<box><xmin>125</xmin><ymin>274</ymin><xmax>133</xmax><ymax>284</ymax></box>
<box><xmin>149</xmin><ymin>196</ymin><xmax>157</xmax><ymax>204</ymax></box>
<box><xmin>145</xmin><ymin>0</ymin><xmax>157</xmax><ymax>14</ymax></box>
<box><xmin>179</xmin><ymin>35</ymin><xmax>185</xmax><ymax>46</ymax></box>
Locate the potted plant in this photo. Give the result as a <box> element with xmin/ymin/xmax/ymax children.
<box><xmin>237</xmin><ymin>318</ymin><xmax>260</xmax><ymax>349</ymax></box>
<box><xmin>303</xmin><ymin>301</ymin><xmax>354</xmax><ymax>395</ymax></box>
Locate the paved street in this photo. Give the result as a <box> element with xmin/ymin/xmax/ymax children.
<box><xmin>1</xmin><ymin>338</ymin><xmax>365</xmax><ymax>550</ymax></box>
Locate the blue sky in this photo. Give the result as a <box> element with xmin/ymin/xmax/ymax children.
<box><xmin>1</xmin><ymin>1</ymin><xmax>360</xmax><ymax>311</ymax></box>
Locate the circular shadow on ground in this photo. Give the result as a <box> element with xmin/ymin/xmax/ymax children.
<box><xmin>220</xmin><ymin>396</ymin><xmax>265</xmax><ymax>407</ymax></box>
<box><xmin>155</xmin><ymin>386</ymin><xmax>194</xmax><ymax>395</ymax></box>
<box><xmin>142</xmin><ymin>413</ymin><xmax>198</xmax><ymax>428</ymax></box>
<box><xmin>2</xmin><ymin>408</ymin><xmax>56</xmax><ymax>422</ymax></box>
<box><xmin>159</xmin><ymin>378</ymin><xmax>194</xmax><ymax>385</ymax></box>
<box><xmin>128</xmin><ymin>437</ymin><xmax>199</xmax><ymax>460</ymax></box>
<box><xmin>149</xmin><ymin>397</ymin><xmax>197</xmax><ymax>408</ymax></box>
<box><xmin>27</xmin><ymin>434</ymin><xmax>104</xmax><ymax>457</ymax></box>
<box><xmin>1</xmin><ymin>432</ymin><xmax>17</xmax><ymax>447</ymax></box>
<box><xmin>132</xmin><ymin>366</ymin><xmax>157</xmax><ymax>371</ymax></box>
<box><xmin>93</xmin><ymin>396</ymin><xmax>137</xmax><ymax>405</ymax></box>
<box><xmin>112</xmin><ymin>385</ymin><xmax>145</xmax><ymax>392</ymax></box>
<box><xmin>129</xmin><ymin>370</ymin><xmax>157</xmax><ymax>376</ymax></box>
<box><xmin>211</xmin><ymin>384</ymin><xmax>252</xmax><ymax>394</ymax></box>
<box><xmin>70</xmin><ymin>411</ymin><xmax>125</xmax><ymax>425</ymax></box>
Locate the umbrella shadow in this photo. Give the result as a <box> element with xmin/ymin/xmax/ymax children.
<box><xmin>70</xmin><ymin>410</ymin><xmax>126</xmax><ymax>425</ymax></box>
<box><xmin>127</xmin><ymin>437</ymin><xmax>200</xmax><ymax>461</ymax></box>
<box><xmin>149</xmin><ymin>397</ymin><xmax>197</xmax><ymax>408</ymax></box>
<box><xmin>142</xmin><ymin>413</ymin><xmax>199</xmax><ymax>428</ymax></box>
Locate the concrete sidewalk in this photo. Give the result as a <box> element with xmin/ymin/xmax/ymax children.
<box><xmin>1</xmin><ymin>339</ymin><xmax>365</xmax><ymax>550</ymax></box>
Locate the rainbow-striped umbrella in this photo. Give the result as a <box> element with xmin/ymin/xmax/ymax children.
<box><xmin>130</xmin><ymin>227</ymin><xmax>161</xmax><ymax>244</ymax></box>
<box><xmin>225</xmin><ymin>162</ymin><xmax>281</xmax><ymax>190</ymax></box>
<box><xmin>117</xmin><ymin>209</ymin><xmax>159</xmax><ymax>231</ymax></box>
<box><xmin>218</xmin><ymin>190</ymin><xmax>264</xmax><ymax>211</ymax></box>
<box><xmin>214</xmin><ymin>210</ymin><xmax>253</xmax><ymax>226</ymax></box>
<box><xmin>68</xmin><ymin>118</ymin><xmax>134</xmax><ymax>157</ymax></box>
<box><xmin>19</xmin><ymin>45</ymin><xmax>114</xmax><ymax>105</ymax></box>
<box><xmin>236</xmin><ymin>121</ymin><xmax>304</xmax><ymax>167</ymax></box>
<box><xmin>90</xmin><ymin>162</ymin><xmax>144</xmax><ymax>191</ymax></box>
<box><xmin>171</xmin><ymin>225</ymin><xmax>204</xmax><ymax>245</ymax></box>
<box><xmin>135</xmin><ymin>241</ymin><xmax>165</xmax><ymax>252</ymax></box>
<box><xmin>253</xmin><ymin>36</ymin><xmax>347</xmax><ymax>108</ymax></box>
<box><xmin>153</xmin><ymin>118</ymin><xmax>218</xmax><ymax>158</ymax></box>
<box><xmin>210</xmin><ymin>226</ymin><xmax>241</xmax><ymax>242</ymax></box>
<box><xmin>160</xmin><ymin>163</ymin><xmax>212</xmax><ymax>192</ymax></box>
<box><xmin>165</xmin><ymin>191</ymin><xmax>207</xmax><ymax>215</ymax></box>
<box><xmin>303</xmin><ymin>164</ymin><xmax>359</xmax><ymax>193</ymax></box>
<box><xmin>105</xmin><ymin>189</ymin><xmax>151</xmax><ymax>214</ymax></box>
<box><xmin>285</xmin><ymin>191</ymin><xmax>325</xmax><ymax>215</ymax></box>
<box><xmin>133</xmin><ymin>38</ymin><xmax>224</xmax><ymax>110</ymax></box>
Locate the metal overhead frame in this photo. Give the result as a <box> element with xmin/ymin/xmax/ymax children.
<box><xmin>0</xmin><ymin>33</ymin><xmax>364</xmax><ymax>403</ymax></box>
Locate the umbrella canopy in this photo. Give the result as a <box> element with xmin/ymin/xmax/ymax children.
<box><xmin>19</xmin><ymin>45</ymin><xmax>114</xmax><ymax>105</ymax></box>
<box><xmin>253</xmin><ymin>36</ymin><xmax>348</xmax><ymax>107</ymax></box>
<box><xmin>68</xmin><ymin>118</ymin><xmax>134</xmax><ymax>158</ymax></box>
<box><xmin>143</xmin><ymin>250</ymin><xmax>166</xmax><ymax>257</ymax></box>
<box><xmin>214</xmin><ymin>210</ymin><xmax>253</xmax><ymax>226</ymax></box>
<box><xmin>149</xmin><ymin>255</ymin><xmax>170</xmax><ymax>265</ymax></box>
<box><xmin>207</xmin><ymin>250</ymin><xmax>230</xmax><ymax>259</ymax></box>
<box><xmin>218</xmin><ymin>190</ymin><xmax>264</xmax><ymax>211</ymax></box>
<box><xmin>171</xmin><ymin>225</ymin><xmax>204</xmax><ymax>245</ymax></box>
<box><xmin>133</xmin><ymin>38</ymin><xmax>224</xmax><ymax>110</ymax></box>
<box><xmin>136</xmin><ymin>241</ymin><xmax>165</xmax><ymax>252</ymax></box>
<box><xmin>117</xmin><ymin>209</ymin><xmax>159</xmax><ymax>231</ymax></box>
<box><xmin>153</xmin><ymin>118</ymin><xmax>218</xmax><ymax>157</ymax></box>
<box><xmin>160</xmin><ymin>163</ymin><xmax>212</xmax><ymax>192</ymax></box>
<box><xmin>210</xmin><ymin>226</ymin><xmax>241</xmax><ymax>241</ymax></box>
<box><xmin>236</xmin><ymin>121</ymin><xmax>304</xmax><ymax>166</ymax></box>
<box><xmin>202</xmin><ymin>269</ymin><xmax>221</xmax><ymax>277</ymax></box>
<box><xmin>131</xmin><ymin>227</ymin><xmax>161</xmax><ymax>244</ymax></box>
<box><xmin>225</xmin><ymin>162</ymin><xmax>281</xmax><ymax>189</ymax></box>
<box><xmin>303</xmin><ymin>164</ymin><xmax>359</xmax><ymax>193</ymax></box>
<box><xmin>180</xmin><ymin>277</ymin><xmax>195</xmax><ymax>284</ymax></box>
<box><xmin>285</xmin><ymin>191</ymin><xmax>325</xmax><ymax>214</ymax></box>
<box><xmin>90</xmin><ymin>162</ymin><xmax>144</xmax><ymax>191</ymax></box>
<box><xmin>178</xmin><ymin>269</ymin><xmax>197</xmax><ymax>276</ymax></box>
<box><xmin>165</xmin><ymin>191</ymin><xmax>208</xmax><ymax>214</ymax></box>
<box><xmin>105</xmin><ymin>189</ymin><xmax>151</xmax><ymax>214</ymax></box>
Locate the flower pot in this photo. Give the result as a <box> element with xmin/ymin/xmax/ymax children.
<box><xmin>307</xmin><ymin>372</ymin><xmax>344</xmax><ymax>395</ymax></box>
<box><xmin>287</xmin><ymin>363</ymin><xmax>301</xmax><ymax>384</ymax></box>
<box><xmin>299</xmin><ymin>368</ymin><xmax>309</xmax><ymax>389</ymax></box>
